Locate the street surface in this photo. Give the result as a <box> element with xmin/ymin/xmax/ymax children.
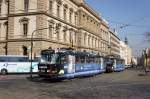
<box><xmin>0</xmin><ymin>69</ymin><xmax>150</xmax><ymax>99</ymax></box>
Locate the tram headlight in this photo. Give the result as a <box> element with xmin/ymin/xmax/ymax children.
<box><xmin>40</xmin><ymin>59</ymin><xmax>46</xmax><ymax>63</ymax></box>
<box><xmin>59</xmin><ymin>70</ymin><xmax>64</xmax><ymax>75</ymax></box>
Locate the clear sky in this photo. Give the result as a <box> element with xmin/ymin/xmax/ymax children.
<box><xmin>86</xmin><ymin>0</ymin><xmax>150</xmax><ymax>57</ymax></box>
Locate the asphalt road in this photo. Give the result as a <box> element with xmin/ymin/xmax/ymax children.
<box><xmin>0</xmin><ymin>69</ymin><xmax>150</xmax><ymax>99</ymax></box>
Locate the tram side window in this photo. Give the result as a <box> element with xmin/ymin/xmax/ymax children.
<box><xmin>90</xmin><ymin>57</ymin><xmax>94</xmax><ymax>63</ymax></box>
<box><xmin>75</xmin><ymin>56</ymin><xmax>80</xmax><ymax>63</ymax></box>
<box><xmin>60</xmin><ymin>55</ymin><xmax>68</xmax><ymax>64</ymax></box>
<box><xmin>87</xmin><ymin>57</ymin><xmax>91</xmax><ymax>63</ymax></box>
<box><xmin>93</xmin><ymin>57</ymin><xmax>96</xmax><ymax>63</ymax></box>
<box><xmin>80</xmin><ymin>57</ymin><xmax>85</xmax><ymax>63</ymax></box>
<box><xmin>117</xmin><ymin>60</ymin><xmax>121</xmax><ymax>65</ymax></box>
<box><xmin>95</xmin><ymin>58</ymin><xmax>99</xmax><ymax>64</ymax></box>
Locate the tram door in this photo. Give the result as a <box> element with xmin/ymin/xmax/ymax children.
<box><xmin>113</xmin><ymin>59</ymin><xmax>117</xmax><ymax>69</ymax></box>
<box><xmin>68</xmin><ymin>55</ymin><xmax>75</xmax><ymax>75</ymax></box>
<box><xmin>101</xmin><ymin>58</ymin><xmax>104</xmax><ymax>70</ymax></box>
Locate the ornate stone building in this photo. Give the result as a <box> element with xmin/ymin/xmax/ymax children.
<box><xmin>0</xmin><ymin>0</ymin><xmax>111</xmax><ymax>56</ymax></box>
<box><xmin>120</xmin><ymin>41</ymin><xmax>132</xmax><ymax>65</ymax></box>
<box><xmin>109</xmin><ymin>29</ymin><xmax>120</xmax><ymax>57</ymax></box>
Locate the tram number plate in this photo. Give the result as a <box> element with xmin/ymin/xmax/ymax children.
<box><xmin>40</xmin><ymin>66</ymin><xmax>47</xmax><ymax>69</ymax></box>
<box><xmin>41</xmin><ymin>70</ymin><xmax>46</xmax><ymax>72</ymax></box>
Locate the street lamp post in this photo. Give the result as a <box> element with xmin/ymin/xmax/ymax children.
<box><xmin>30</xmin><ymin>27</ymin><xmax>54</xmax><ymax>78</ymax></box>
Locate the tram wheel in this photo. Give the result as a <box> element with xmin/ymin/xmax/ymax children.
<box><xmin>1</xmin><ymin>69</ymin><xmax>8</xmax><ymax>75</ymax></box>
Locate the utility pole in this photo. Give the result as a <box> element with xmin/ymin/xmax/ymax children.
<box><xmin>30</xmin><ymin>26</ymin><xmax>57</xmax><ymax>78</ymax></box>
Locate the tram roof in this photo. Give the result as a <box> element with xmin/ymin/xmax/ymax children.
<box><xmin>41</xmin><ymin>49</ymin><xmax>55</xmax><ymax>54</ymax></box>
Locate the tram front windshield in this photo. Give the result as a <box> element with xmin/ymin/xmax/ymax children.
<box><xmin>50</xmin><ymin>53</ymin><xmax>68</xmax><ymax>64</ymax></box>
<box><xmin>40</xmin><ymin>53</ymin><xmax>53</xmax><ymax>63</ymax></box>
<box><xmin>51</xmin><ymin>54</ymin><xmax>59</xmax><ymax>64</ymax></box>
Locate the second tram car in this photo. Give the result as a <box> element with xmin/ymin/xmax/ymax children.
<box><xmin>105</xmin><ymin>57</ymin><xmax>125</xmax><ymax>72</ymax></box>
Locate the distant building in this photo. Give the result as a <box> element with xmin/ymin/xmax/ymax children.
<box><xmin>120</xmin><ymin>41</ymin><xmax>132</xmax><ymax>65</ymax></box>
<box><xmin>109</xmin><ymin>29</ymin><xmax>120</xmax><ymax>57</ymax></box>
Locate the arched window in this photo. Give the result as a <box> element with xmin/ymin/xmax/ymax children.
<box><xmin>56</xmin><ymin>0</ymin><xmax>62</xmax><ymax>18</ymax></box>
<box><xmin>22</xmin><ymin>46</ymin><xmax>28</xmax><ymax>55</ymax></box>
<box><xmin>63</xmin><ymin>4</ymin><xmax>68</xmax><ymax>21</ymax></box>
<box><xmin>69</xmin><ymin>8</ymin><xmax>73</xmax><ymax>23</ymax></box>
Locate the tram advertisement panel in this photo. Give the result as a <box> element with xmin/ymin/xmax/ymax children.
<box><xmin>68</xmin><ymin>55</ymin><xmax>75</xmax><ymax>74</ymax></box>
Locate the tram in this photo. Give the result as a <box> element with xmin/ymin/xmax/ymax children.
<box><xmin>105</xmin><ymin>57</ymin><xmax>125</xmax><ymax>72</ymax></box>
<box><xmin>38</xmin><ymin>48</ymin><xmax>105</xmax><ymax>79</ymax></box>
<box><xmin>114</xmin><ymin>58</ymin><xmax>125</xmax><ymax>72</ymax></box>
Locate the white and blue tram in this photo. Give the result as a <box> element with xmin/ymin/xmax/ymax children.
<box><xmin>38</xmin><ymin>49</ymin><xmax>106</xmax><ymax>79</ymax></box>
<box><xmin>114</xmin><ymin>58</ymin><xmax>125</xmax><ymax>72</ymax></box>
<box><xmin>105</xmin><ymin>57</ymin><xmax>125</xmax><ymax>72</ymax></box>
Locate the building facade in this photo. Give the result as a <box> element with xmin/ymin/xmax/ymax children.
<box><xmin>100</xmin><ymin>19</ymin><xmax>110</xmax><ymax>56</ymax></box>
<box><xmin>120</xmin><ymin>41</ymin><xmax>132</xmax><ymax>65</ymax></box>
<box><xmin>0</xmin><ymin>0</ymin><xmax>123</xmax><ymax>58</ymax></box>
<box><xmin>109</xmin><ymin>29</ymin><xmax>120</xmax><ymax>57</ymax></box>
